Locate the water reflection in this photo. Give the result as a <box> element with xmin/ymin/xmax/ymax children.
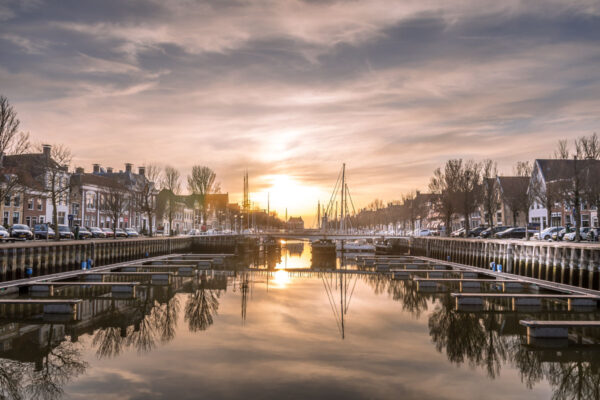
<box><xmin>0</xmin><ymin>244</ymin><xmax>600</xmax><ymax>399</ymax></box>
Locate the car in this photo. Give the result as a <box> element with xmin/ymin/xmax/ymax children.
<box><xmin>10</xmin><ymin>224</ymin><xmax>33</xmax><ymax>240</ymax></box>
<box><xmin>451</xmin><ymin>228</ymin><xmax>465</xmax><ymax>237</ymax></box>
<box><xmin>552</xmin><ymin>227</ymin><xmax>574</xmax><ymax>241</ymax></box>
<box><xmin>415</xmin><ymin>229</ymin><xmax>432</xmax><ymax>237</ymax></box>
<box><xmin>124</xmin><ymin>228</ymin><xmax>139</xmax><ymax>238</ymax></box>
<box><xmin>57</xmin><ymin>225</ymin><xmax>74</xmax><ymax>240</ymax></box>
<box><xmin>102</xmin><ymin>228</ymin><xmax>115</xmax><ymax>237</ymax></box>
<box><xmin>33</xmin><ymin>224</ymin><xmax>55</xmax><ymax>239</ymax></box>
<box><xmin>0</xmin><ymin>225</ymin><xmax>10</xmax><ymax>241</ymax></box>
<box><xmin>87</xmin><ymin>227</ymin><xmax>106</xmax><ymax>238</ymax></box>
<box><xmin>564</xmin><ymin>227</ymin><xmax>591</xmax><ymax>241</ymax></box>
<box><xmin>495</xmin><ymin>227</ymin><xmax>527</xmax><ymax>239</ymax></box>
<box><xmin>72</xmin><ymin>226</ymin><xmax>92</xmax><ymax>239</ymax></box>
<box><xmin>115</xmin><ymin>228</ymin><xmax>127</xmax><ymax>238</ymax></box>
<box><xmin>479</xmin><ymin>226</ymin><xmax>512</xmax><ymax>238</ymax></box>
<box><xmin>533</xmin><ymin>226</ymin><xmax>563</xmax><ymax>241</ymax></box>
<box><xmin>467</xmin><ymin>226</ymin><xmax>487</xmax><ymax>238</ymax></box>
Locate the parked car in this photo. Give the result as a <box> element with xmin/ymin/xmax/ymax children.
<box><xmin>56</xmin><ymin>225</ymin><xmax>74</xmax><ymax>240</ymax></box>
<box><xmin>88</xmin><ymin>227</ymin><xmax>106</xmax><ymax>238</ymax></box>
<box><xmin>10</xmin><ymin>224</ymin><xmax>33</xmax><ymax>240</ymax></box>
<box><xmin>479</xmin><ymin>226</ymin><xmax>511</xmax><ymax>238</ymax></box>
<box><xmin>0</xmin><ymin>225</ymin><xmax>10</xmax><ymax>241</ymax></box>
<box><xmin>495</xmin><ymin>227</ymin><xmax>527</xmax><ymax>239</ymax></box>
<box><xmin>72</xmin><ymin>226</ymin><xmax>92</xmax><ymax>239</ymax></box>
<box><xmin>467</xmin><ymin>226</ymin><xmax>487</xmax><ymax>238</ymax></box>
<box><xmin>115</xmin><ymin>228</ymin><xmax>127</xmax><ymax>238</ymax></box>
<box><xmin>415</xmin><ymin>229</ymin><xmax>432</xmax><ymax>237</ymax></box>
<box><xmin>533</xmin><ymin>226</ymin><xmax>563</xmax><ymax>241</ymax></box>
<box><xmin>33</xmin><ymin>224</ymin><xmax>55</xmax><ymax>239</ymax></box>
<box><xmin>563</xmin><ymin>227</ymin><xmax>591</xmax><ymax>241</ymax></box>
<box><xmin>552</xmin><ymin>227</ymin><xmax>574</xmax><ymax>241</ymax></box>
<box><xmin>451</xmin><ymin>228</ymin><xmax>465</xmax><ymax>237</ymax></box>
<box><xmin>125</xmin><ymin>228</ymin><xmax>139</xmax><ymax>238</ymax></box>
<box><xmin>102</xmin><ymin>228</ymin><xmax>114</xmax><ymax>237</ymax></box>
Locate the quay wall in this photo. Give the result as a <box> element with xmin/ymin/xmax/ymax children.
<box><xmin>398</xmin><ymin>237</ymin><xmax>600</xmax><ymax>290</ymax></box>
<box><xmin>0</xmin><ymin>235</ymin><xmax>245</xmax><ymax>282</ymax></box>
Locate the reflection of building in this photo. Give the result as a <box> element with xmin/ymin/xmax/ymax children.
<box><xmin>285</xmin><ymin>241</ymin><xmax>304</xmax><ymax>256</ymax></box>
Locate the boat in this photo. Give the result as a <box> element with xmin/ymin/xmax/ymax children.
<box><xmin>336</xmin><ymin>239</ymin><xmax>375</xmax><ymax>252</ymax></box>
<box><xmin>311</xmin><ymin>238</ymin><xmax>336</xmax><ymax>253</ymax></box>
<box><xmin>375</xmin><ymin>239</ymin><xmax>391</xmax><ymax>254</ymax></box>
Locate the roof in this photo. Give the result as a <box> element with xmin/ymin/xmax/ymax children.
<box><xmin>70</xmin><ymin>173</ymin><xmax>127</xmax><ymax>190</ymax></box>
<box><xmin>535</xmin><ymin>159</ymin><xmax>600</xmax><ymax>182</ymax></box>
<box><xmin>3</xmin><ymin>152</ymin><xmax>66</xmax><ymax>191</ymax></box>
<box><xmin>288</xmin><ymin>216</ymin><xmax>303</xmax><ymax>223</ymax></box>
<box><xmin>497</xmin><ymin>176</ymin><xmax>529</xmax><ymax>199</ymax></box>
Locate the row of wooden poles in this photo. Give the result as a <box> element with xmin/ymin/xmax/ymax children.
<box><xmin>0</xmin><ymin>235</ymin><xmax>241</xmax><ymax>282</ymax></box>
<box><xmin>399</xmin><ymin>237</ymin><xmax>600</xmax><ymax>290</ymax></box>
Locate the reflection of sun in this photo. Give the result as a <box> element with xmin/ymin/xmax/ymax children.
<box><xmin>272</xmin><ymin>269</ymin><xmax>290</xmax><ymax>288</ymax></box>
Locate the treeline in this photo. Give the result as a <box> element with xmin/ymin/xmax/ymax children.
<box><xmin>353</xmin><ymin>132</ymin><xmax>600</xmax><ymax>242</ymax></box>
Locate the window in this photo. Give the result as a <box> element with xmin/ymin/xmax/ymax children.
<box><xmin>4</xmin><ymin>197</ymin><xmax>9</xmax><ymax>206</ymax></box>
<box><xmin>58</xmin><ymin>211</ymin><xmax>66</xmax><ymax>225</ymax></box>
<box><xmin>3</xmin><ymin>212</ymin><xmax>8</xmax><ymax>226</ymax></box>
<box><xmin>86</xmin><ymin>192</ymin><xmax>96</xmax><ymax>209</ymax></box>
<box><xmin>27</xmin><ymin>198</ymin><xmax>34</xmax><ymax>210</ymax></box>
<box><xmin>39</xmin><ymin>216</ymin><xmax>44</xmax><ymax>223</ymax></box>
<box><xmin>37</xmin><ymin>198</ymin><xmax>43</xmax><ymax>211</ymax></box>
<box><xmin>12</xmin><ymin>212</ymin><xmax>19</xmax><ymax>224</ymax></box>
<box><xmin>32</xmin><ymin>217</ymin><xmax>37</xmax><ymax>225</ymax></box>
<box><xmin>13</xmin><ymin>195</ymin><xmax>19</xmax><ymax>207</ymax></box>
<box><xmin>25</xmin><ymin>216</ymin><xmax>31</xmax><ymax>227</ymax></box>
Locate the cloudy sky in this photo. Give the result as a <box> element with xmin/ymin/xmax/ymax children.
<box><xmin>1</xmin><ymin>0</ymin><xmax>599</xmax><ymax>222</ymax></box>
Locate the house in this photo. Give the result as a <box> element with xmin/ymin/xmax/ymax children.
<box><xmin>496</xmin><ymin>176</ymin><xmax>530</xmax><ymax>227</ymax></box>
<box><xmin>3</xmin><ymin>144</ymin><xmax>70</xmax><ymax>227</ymax></box>
<box><xmin>287</xmin><ymin>216</ymin><xmax>304</xmax><ymax>231</ymax></box>
<box><xmin>528</xmin><ymin>159</ymin><xmax>600</xmax><ymax>229</ymax></box>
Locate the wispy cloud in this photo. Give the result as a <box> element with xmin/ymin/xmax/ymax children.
<box><xmin>1</xmin><ymin>0</ymin><xmax>599</xmax><ymax>217</ymax></box>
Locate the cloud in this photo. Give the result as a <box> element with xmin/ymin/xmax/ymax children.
<box><xmin>1</xmin><ymin>0</ymin><xmax>599</xmax><ymax>217</ymax></box>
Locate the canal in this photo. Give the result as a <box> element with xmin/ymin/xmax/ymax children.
<box><xmin>1</xmin><ymin>239</ymin><xmax>599</xmax><ymax>399</ymax></box>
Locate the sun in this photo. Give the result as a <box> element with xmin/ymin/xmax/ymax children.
<box><xmin>254</xmin><ymin>174</ymin><xmax>324</xmax><ymax>219</ymax></box>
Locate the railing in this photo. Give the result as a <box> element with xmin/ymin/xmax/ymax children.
<box><xmin>398</xmin><ymin>237</ymin><xmax>600</xmax><ymax>290</ymax></box>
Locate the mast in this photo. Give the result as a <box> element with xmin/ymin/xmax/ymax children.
<box><xmin>340</xmin><ymin>163</ymin><xmax>346</xmax><ymax>232</ymax></box>
<box><xmin>317</xmin><ymin>200</ymin><xmax>321</xmax><ymax>230</ymax></box>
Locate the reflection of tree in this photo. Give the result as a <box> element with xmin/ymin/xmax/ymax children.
<box><xmin>93</xmin><ymin>288</ymin><xmax>181</xmax><ymax>359</ymax></box>
<box><xmin>0</xmin><ymin>324</ymin><xmax>87</xmax><ymax>400</ymax></box>
<box><xmin>545</xmin><ymin>361</ymin><xmax>600</xmax><ymax>400</ymax></box>
<box><xmin>428</xmin><ymin>297</ymin><xmax>511</xmax><ymax>378</ymax></box>
<box><xmin>185</xmin><ymin>280</ymin><xmax>221</xmax><ymax>332</ymax></box>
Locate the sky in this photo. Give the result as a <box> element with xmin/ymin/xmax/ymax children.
<box><xmin>1</xmin><ymin>0</ymin><xmax>599</xmax><ymax>224</ymax></box>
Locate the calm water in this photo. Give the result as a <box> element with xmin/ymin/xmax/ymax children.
<box><xmin>2</xmin><ymin>240</ymin><xmax>600</xmax><ymax>399</ymax></box>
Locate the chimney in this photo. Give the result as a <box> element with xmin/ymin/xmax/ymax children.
<box><xmin>107</xmin><ymin>167</ymin><xmax>113</xmax><ymax>174</ymax></box>
<box><xmin>138</xmin><ymin>166</ymin><xmax>145</xmax><ymax>176</ymax></box>
<box><xmin>125</xmin><ymin>163</ymin><xmax>133</xmax><ymax>173</ymax></box>
<box><xmin>75</xmin><ymin>167</ymin><xmax>84</xmax><ymax>174</ymax></box>
<box><xmin>42</xmin><ymin>144</ymin><xmax>51</xmax><ymax>159</ymax></box>
<box><xmin>93</xmin><ymin>164</ymin><xmax>100</xmax><ymax>174</ymax></box>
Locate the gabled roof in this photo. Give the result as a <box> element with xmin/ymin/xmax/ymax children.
<box><xmin>70</xmin><ymin>173</ymin><xmax>127</xmax><ymax>190</ymax></box>
<box><xmin>535</xmin><ymin>159</ymin><xmax>600</xmax><ymax>182</ymax></box>
<box><xmin>288</xmin><ymin>216</ymin><xmax>303</xmax><ymax>223</ymax></box>
<box><xmin>497</xmin><ymin>176</ymin><xmax>529</xmax><ymax>199</ymax></box>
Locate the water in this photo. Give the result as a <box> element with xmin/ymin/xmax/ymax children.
<box><xmin>1</xmin><ymin>240</ymin><xmax>600</xmax><ymax>399</ymax></box>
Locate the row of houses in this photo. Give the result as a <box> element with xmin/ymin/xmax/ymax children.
<box><xmin>0</xmin><ymin>145</ymin><xmax>231</xmax><ymax>234</ymax></box>
<box><xmin>414</xmin><ymin>158</ymin><xmax>599</xmax><ymax>233</ymax></box>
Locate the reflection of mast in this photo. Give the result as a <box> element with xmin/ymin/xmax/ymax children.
<box><xmin>322</xmin><ymin>257</ymin><xmax>357</xmax><ymax>339</ymax></box>
<box><xmin>241</xmin><ymin>273</ymin><xmax>249</xmax><ymax>323</ymax></box>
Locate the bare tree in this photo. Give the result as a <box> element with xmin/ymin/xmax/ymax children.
<box><xmin>187</xmin><ymin>165</ymin><xmax>220</xmax><ymax>229</ymax></box>
<box><xmin>102</xmin><ymin>184</ymin><xmax>128</xmax><ymax>238</ymax></box>
<box><xmin>0</xmin><ymin>96</ymin><xmax>31</xmax><ymax>215</ymax></box>
<box><xmin>481</xmin><ymin>159</ymin><xmax>499</xmax><ymax>229</ymax></box>
<box><xmin>136</xmin><ymin>164</ymin><xmax>161</xmax><ymax>236</ymax></box>
<box><xmin>429</xmin><ymin>160</ymin><xmax>461</xmax><ymax>236</ymax></box>
<box><xmin>554</xmin><ymin>139</ymin><xmax>570</xmax><ymax>159</ymax></box>
<box><xmin>162</xmin><ymin>166</ymin><xmax>180</xmax><ymax>236</ymax></box>
<box><xmin>37</xmin><ymin>144</ymin><xmax>72</xmax><ymax>240</ymax></box>
<box><xmin>401</xmin><ymin>191</ymin><xmax>427</xmax><ymax>234</ymax></box>
<box><xmin>456</xmin><ymin>160</ymin><xmax>482</xmax><ymax>237</ymax></box>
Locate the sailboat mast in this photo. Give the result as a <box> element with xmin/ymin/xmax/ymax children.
<box><xmin>340</xmin><ymin>163</ymin><xmax>345</xmax><ymax>233</ymax></box>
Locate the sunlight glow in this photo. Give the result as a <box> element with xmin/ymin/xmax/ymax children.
<box><xmin>254</xmin><ymin>174</ymin><xmax>325</xmax><ymax>220</ymax></box>
<box><xmin>272</xmin><ymin>269</ymin><xmax>291</xmax><ymax>288</ymax></box>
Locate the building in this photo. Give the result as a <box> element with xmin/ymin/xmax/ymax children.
<box><xmin>496</xmin><ymin>176</ymin><xmax>530</xmax><ymax>227</ymax></box>
<box><xmin>287</xmin><ymin>216</ymin><xmax>304</xmax><ymax>231</ymax></box>
<box><xmin>3</xmin><ymin>144</ymin><xmax>70</xmax><ymax>227</ymax></box>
